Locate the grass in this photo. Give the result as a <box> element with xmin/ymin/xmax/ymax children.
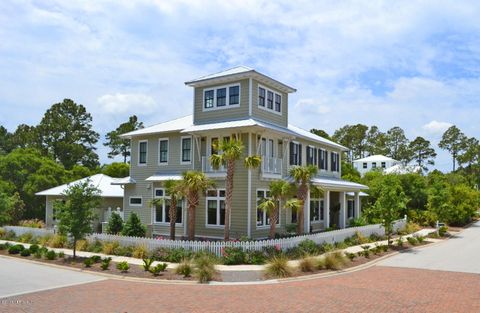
<box><xmin>265</xmin><ymin>255</ymin><xmax>293</xmax><ymax>278</ymax></box>
<box><xmin>324</xmin><ymin>252</ymin><xmax>348</xmax><ymax>270</ymax></box>
<box><xmin>194</xmin><ymin>255</ymin><xmax>216</xmax><ymax>283</ymax></box>
<box><xmin>175</xmin><ymin>259</ymin><xmax>193</xmax><ymax>278</ymax></box>
<box><xmin>298</xmin><ymin>255</ymin><xmax>316</xmax><ymax>272</ymax></box>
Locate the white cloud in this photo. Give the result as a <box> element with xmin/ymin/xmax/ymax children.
<box><xmin>97</xmin><ymin>93</ymin><xmax>157</xmax><ymax>114</ymax></box>
<box><xmin>294</xmin><ymin>98</ymin><xmax>331</xmax><ymax>114</ymax></box>
<box><xmin>422</xmin><ymin>120</ymin><xmax>453</xmax><ymax>134</ymax></box>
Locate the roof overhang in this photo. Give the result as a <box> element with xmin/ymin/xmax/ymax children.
<box><xmin>111</xmin><ymin>177</ymin><xmax>136</xmax><ymax>185</ymax></box>
<box><xmin>311</xmin><ymin>177</ymin><xmax>369</xmax><ymax>192</ymax></box>
<box><xmin>146</xmin><ymin>174</ymin><xmax>182</xmax><ymax>182</ymax></box>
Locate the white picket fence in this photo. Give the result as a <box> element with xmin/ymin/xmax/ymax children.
<box><xmin>3</xmin><ymin>219</ymin><xmax>406</xmax><ymax>256</ymax></box>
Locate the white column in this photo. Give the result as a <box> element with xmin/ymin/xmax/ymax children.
<box><xmin>324</xmin><ymin>190</ymin><xmax>330</xmax><ymax>229</ymax></box>
<box><xmin>305</xmin><ymin>189</ymin><xmax>311</xmax><ymax>233</ymax></box>
<box><xmin>339</xmin><ymin>191</ymin><xmax>346</xmax><ymax>228</ymax></box>
<box><xmin>354</xmin><ymin>191</ymin><xmax>361</xmax><ymax>219</ymax></box>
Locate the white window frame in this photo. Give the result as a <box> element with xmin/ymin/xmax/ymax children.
<box><xmin>129</xmin><ymin>196</ymin><xmax>143</xmax><ymax>207</ymax></box>
<box><xmin>290</xmin><ymin>141</ymin><xmax>301</xmax><ymax>166</ymax></box>
<box><xmin>180</xmin><ymin>136</ymin><xmax>192</xmax><ymax>165</ymax></box>
<box><xmin>202</xmin><ymin>83</ymin><xmax>241</xmax><ymax>112</ymax></box>
<box><xmin>158</xmin><ymin>138</ymin><xmax>169</xmax><ymax>165</ymax></box>
<box><xmin>138</xmin><ymin>140</ymin><xmax>148</xmax><ymax>166</ymax></box>
<box><xmin>307</xmin><ymin>145</ymin><xmax>317</xmax><ymax>166</ymax></box>
<box><xmin>257</xmin><ymin>84</ymin><xmax>282</xmax><ymax>115</ymax></box>
<box><xmin>347</xmin><ymin>199</ymin><xmax>355</xmax><ymax>219</ymax></box>
<box><xmin>331</xmin><ymin>151</ymin><xmax>340</xmax><ymax>172</ymax></box>
<box><xmin>205</xmin><ymin>189</ymin><xmax>226</xmax><ymax>228</ymax></box>
<box><xmin>256</xmin><ymin>189</ymin><xmax>280</xmax><ymax>228</ymax></box>
<box><xmin>318</xmin><ymin>148</ymin><xmax>328</xmax><ymax>171</ymax></box>
<box><xmin>310</xmin><ymin>198</ymin><xmax>324</xmax><ymax>223</ymax></box>
<box><xmin>152</xmin><ymin>188</ymin><xmax>183</xmax><ymax>225</ymax></box>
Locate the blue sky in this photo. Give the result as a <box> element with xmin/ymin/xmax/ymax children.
<box><xmin>1</xmin><ymin>1</ymin><xmax>479</xmax><ymax>171</ymax></box>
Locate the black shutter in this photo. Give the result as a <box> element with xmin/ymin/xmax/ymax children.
<box><xmin>318</xmin><ymin>149</ymin><xmax>322</xmax><ymax>169</ymax></box>
<box><xmin>299</xmin><ymin>144</ymin><xmax>303</xmax><ymax>165</ymax></box>
<box><xmin>306</xmin><ymin>147</ymin><xmax>310</xmax><ymax>165</ymax></box>
<box><xmin>314</xmin><ymin>148</ymin><xmax>317</xmax><ymax>166</ymax></box>
<box><xmin>289</xmin><ymin>142</ymin><xmax>294</xmax><ymax>165</ymax></box>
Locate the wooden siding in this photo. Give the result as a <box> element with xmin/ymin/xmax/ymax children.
<box><xmin>251</xmin><ymin>79</ymin><xmax>288</xmax><ymax>127</ymax></box>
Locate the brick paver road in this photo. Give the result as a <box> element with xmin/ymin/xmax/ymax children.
<box><xmin>1</xmin><ymin>266</ymin><xmax>479</xmax><ymax>313</ymax></box>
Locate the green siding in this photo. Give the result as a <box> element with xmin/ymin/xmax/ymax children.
<box><xmin>251</xmin><ymin>79</ymin><xmax>288</xmax><ymax>127</ymax></box>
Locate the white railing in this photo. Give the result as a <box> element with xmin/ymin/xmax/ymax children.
<box><xmin>4</xmin><ymin>219</ymin><xmax>406</xmax><ymax>257</ymax></box>
<box><xmin>201</xmin><ymin>156</ymin><xmax>226</xmax><ymax>174</ymax></box>
<box><xmin>261</xmin><ymin>157</ymin><xmax>283</xmax><ymax>175</ymax></box>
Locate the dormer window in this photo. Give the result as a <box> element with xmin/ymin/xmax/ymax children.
<box><xmin>275</xmin><ymin>94</ymin><xmax>281</xmax><ymax>112</ymax></box>
<box><xmin>258</xmin><ymin>87</ymin><xmax>266</xmax><ymax>106</ymax></box>
<box><xmin>267</xmin><ymin>91</ymin><xmax>274</xmax><ymax>109</ymax></box>
<box><xmin>258</xmin><ymin>85</ymin><xmax>282</xmax><ymax>114</ymax></box>
<box><xmin>203</xmin><ymin>84</ymin><xmax>240</xmax><ymax>111</ymax></box>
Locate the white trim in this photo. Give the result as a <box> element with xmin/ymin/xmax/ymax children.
<box><xmin>158</xmin><ymin>138</ymin><xmax>169</xmax><ymax>166</ymax></box>
<box><xmin>129</xmin><ymin>196</ymin><xmax>143</xmax><ymax>207</ymax></box>
<box><xmin>247</xmin><ymin>132</ymin><xmax>252</xmax><ymax>237</ymax></box>
<box><xmin>309</xmin><ymin>198</ymin><xmax>324</xmax><ymax>223</ymax></box>
<box><xmin>202</xmin><ymin>83</ymin><xmax>241</xmax><ymax>112</ymax></box>
<box><xmin>205</xmin><ymin>189</ymin><xmax>226</xmax><ymax>228</ymax></box>
<box><xmin>257</xmin><ymin>84</ymin><xmax>282</xmax><ymax>116</ymax></box>
<box><xmin>248</xmin><ymin>78</ymin><xmax>252</xmax><ymax>116</ymax></box>
<box><xmin>152</xmin><ymin>188</ymin><xmax>183</xmax><ymax>226</ymax></box>
<box><xmin>255</xmin><ymin>189</ymin><xmax>280</xmax><ymax>229</ymax></box>
<box><xmin>180</xmin><ymin>136</ymin><xmax>192</xmax><ymax>165</ymax></box>
<box><xmin>137</xmin><ymin>140</ymin><xmax>148</xmax><ymax>166</ymax></box>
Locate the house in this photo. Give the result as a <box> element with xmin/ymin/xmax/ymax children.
<box><xmin>118</xmin><ymin>66</ymin><xmax>368</xmax><ymax>239</ymax></box>
<box><xmin>36</xmin><ymin>174</ymin><xmax>124</xmax><ymax>232</ymax></box>
<box><xmin>353</xmin><ymin>155</ymin><xmax>400</xmax><ymax>176</ymax></box>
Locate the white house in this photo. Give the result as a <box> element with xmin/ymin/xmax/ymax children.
<box><xmin>353</xmin><ymin>155</ymin><xmax>400</xmax><ymax>176</ymax></box>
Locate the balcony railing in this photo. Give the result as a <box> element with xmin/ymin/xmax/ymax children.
<box><xmin>202</xmin><ymin>156</ymin><xmax>226</xmax><ymax>174</ymax></box>
<box><xmin>261</xmin><ymin>157</ymin><xmax>283</xmax><ymax>176</ymax></box>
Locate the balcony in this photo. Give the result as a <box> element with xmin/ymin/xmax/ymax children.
<box><xmin>261</xmin><ymin>157</ymin><xmax>283</xmax><ymax>177</ymax></box>
<box><xmin>202</xmin><ymin>156</ymin><xmax>226</xmax><ymax>177</ymax></box>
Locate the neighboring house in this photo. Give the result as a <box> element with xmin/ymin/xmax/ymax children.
<box><xmin>353</xmin><ymin>155</ymin><xmax>400</xmax><ymax>176</ymax></box>
<box><xmin>384</xmin><ymin>164</ymin><xmax>422</xmax><ymax>175</ymax></box>
<box><xmin>118</xmin><ymin>66</ymin><xmax>368</xmax><ymax>239</ymax></box>
<box><xmin>36</xmin><ymin>174</ymin><xmax>124</xmax><ymax>232</ymax></box>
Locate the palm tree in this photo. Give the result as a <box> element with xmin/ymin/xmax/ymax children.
<box><xmin>180</xmin><ymin>171</ymin><xmax>215</xmax><ymax>240</ymax></box>
<box><xmin>150</xmin><ymin>179</ymin><xmax>184</xmax><ymax>240</ymax></box>
<box><xmin>258</xmin><ymin>179</ymin><xmax>292</xmax><ymax>239</ymax></box>
<box><xmin>289</xmin><ymin>165</ymin><xmax>318</xmax><ymax>235</ymax></box>
<box><xmin>209</xmin><ymin>137</ymin><xmax>261</xmax><ymax>241</ymax></box>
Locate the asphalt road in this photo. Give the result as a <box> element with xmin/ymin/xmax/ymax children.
<box><xmin>379</xmin><ymin>221</ymin><xmax>480</xmax><ymax>274</ymax></box>
<box><xmin>0</xmin><ymin>256</ymin><xmax>104</xmax><ymax>299</ymax></box>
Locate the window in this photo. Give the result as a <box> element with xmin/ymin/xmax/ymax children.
<box><xmin>256</xmin><ymin>190</ymin><xmax>279</xmax><ymax>227</ymax></box>
<box><xmin>181</xmin><ymin>137</ymin><xmax>192</xmax><ymax>163</ymax></box>
<box><xmin>211</xmin><ymin>137</ymin><xmax>219</xmax><ymax>155</ymax></box>
<box><xmin>206</xmin><ymin>189</ymin><xmax>225</xmax><ymax>227</ymax></box>
<box><xmin>216</xmin><ymin>88</ymin><xmax>226</xmax><ymax>107</ymax></box>
<box><xmin>229</xmin><ymin>86</ymin><xmax>239</xmax><ymax>105</ymax></box>
<box><xmin>289</xmin><ymin>142</ymin><xmax>302</xmax><ymax>165</ymax></box>
<box><xmin>204</xmin><ymin>90</ymin><xmax>214</xmax><ymax>108</ymax></box>
<box><xmin>318</xmin><ymin>149</ymin><xmax>328</xmax><ymax>170</ymax></box>
<box><xmin>331</xmin><ymin>152</ymin><xmax>339</xmax><ymax>172</ymax></box>
<box><xmin>372</xmin><ymin>162</ymin><xmax>377</xmax><ymax>169</ymax></box>
<box><xmin>381</xmin><ymin>162</ymin><xmax>386</xmax><ymax>168</ymax></box>
<box><xmin>267</xmin><ymin>91</ymin><xmax>274</xmax><ymax>109</ymax></box>
<box><xmin>258</xmin><ymin>87</ymin><xmax>265</xmax><ymax>106</ymax></box>
<box><xmin>268</xmin><ymin>139</ymin><xmax>275</xmax><ymax>158</ymax></box>
<box><xmin>204</xmin><ymin>84</ymin><xmax>240</xmax><ymax>110</ymax></box>
<box><xmin>154</xmin><ymin>189</ymin><xmax>182</xmax><ymax>224</ymax></box>
<box><xmin>363</xmin><ymin>162</ymin><xmax>367</xmax><ymax>169</ymax></box>
<box><xmin>139</xmin><ymin>141</ymin><xmax>147</xmax><ymax>165</ymax></box>
<box><xmin>275</xmin><ymin>94</ymin><xmax>281</xmax><ymax>112</ymax></box>
<box><xmin>129</xmin><ymin>197</ymin><xmax>142</xmax><ymax>206</ymax></box>
<box><xmin>347</xmin><ymin>200</ymin><xmax>355</xmax><ymax>219</ymax></box>
<box><xmin>159</xmin><ymin>139</ymin><xmax>168</xmax><ymax>164</ymax></box>
<box><xmin>310</xmin><ymin>199</ymin><xmax>324</xmax><ymax>222</ymax></box>
<box><xmin>307</xmin><ymin>146</ymin><xmax>317</xmax><ymax>166</ymax></box>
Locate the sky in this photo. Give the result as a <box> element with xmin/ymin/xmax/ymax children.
<box><xmin>0</xmin><ymin>0</ymin><xmax>479</xmax><ymax>171</ymax></box>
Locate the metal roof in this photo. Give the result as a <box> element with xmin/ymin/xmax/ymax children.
<box><xmin>111</xmin><ymin>176</ymin><xmax>136</xmax><ymax>185</ymax></box>
<box><xmin>311</xmin><ymin>177</ymin><xmax>369</xmax><ymax>191</ymax></box>
<box><xmin>146</xmin><ymin>174</ymin><xmax>183</xmax><ymax>181</ymax></box>
<box><xmin>120</xmin><ymin>115</ymin><xmax>192</xmax><ymax>139</ymax></box>
<box><xmin>354</xmin><ymin>155</ymin><xmax>397</xmax><ymax>163</ymax></box>
<box><xmin>36</xmin><ymin>174</ymin><xmax>124</xmax><ymax>198</ymax></box>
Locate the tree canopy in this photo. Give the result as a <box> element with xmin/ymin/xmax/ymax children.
<box><xmin>104</xmin><ymin>115</ymin><xmax>143</xmax><ymax>163</ymax></box>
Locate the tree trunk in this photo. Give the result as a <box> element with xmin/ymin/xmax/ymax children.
<box><xmin>224</xmin><ymin>159</ymin><xmax>235</xmax><ymax>241</ymax></box>
<box><xmin>187</xmin><ymin>192</ymin><xmax>198</xmax><ymax>241</ymax></box>
<box><xmin>269</xmin><ymin>205</ymin><xmax>278</xmax><ymax>239</ymax></box>
<box><xmin>73</xmin><ymin>238</ymin><xmax>77</xmax><ymax>259</ymax></box>
<box><xmin>296</xmin><ymin>183</ymin><xmax>307</xmax><ymax>235</ymax></box>
<box><xmin>124</xmin><ymin>153</ymin><xmax>127</xmax><ymax>164</ymax></box>
<box><xmin>169</xmin><ymin>197</ymin><xmax>177</xmax><ymax>240</ymax></box>
<box><xmin>453</xmin><ymin>152</ymin><xmax>456</xmax><ymax>172</ymax></box>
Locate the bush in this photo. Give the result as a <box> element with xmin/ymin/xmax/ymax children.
<box><xmin>175</xmin><ymin>259</ymin><xmax>193</xmax><ymax>277</ymax></box>
<box><xmin>222</xmin><ymin>247</ymin><xmax>246</xmax><ymax>265</ymax></box>
<box><xmin>86</xmin><ymin>240</ymin><xmax>103</xmax><ymax>253</ymax></box>
<box><xmin>396</xmin><ymin>236</ymin><xmax>404</xmax><ymax>247</ymax></box>
<box><xmin>8</xmin><ymin>244</ymin><xmax>25</xmax><ymax>254</ymax></box>
<box><xmin>48</xmin><ymin>235</ymin><xmax>67</xmax><ymax>248</ymax></box>
<box><xmin>132</xmin><ymin>244</ymin><xmax>148</xmax><ymax>259</ymax></box>
<box><xmin>18</xmin><ymin>219</ymin><xmax>45</xmax><ymax>228</ymax></box>
<box><xmin>346</xmin><ymin>252</ymin><xmax>356</xmax><ymax>261</ymax></box>
<box><xmin>245</xmin><ymin>250</ymin><xmax>266</xmax><ymax>265</ymax></box>
<box><xmin>316</xmin><ymin>258</ymin><xmax>326</xmax><ymax>270</ymax></box>
<box><xmin>18</xmin><ymin>232</ymin><xmax>33</xmax><ymax>243</ymax></box>
<box><xmin>121</xmin><ymin>213</ymin><xmax>146</xmax><ymax>237</ymax></box>
<box><xmin>285</xmin><ymin>223</ymin><xmax>297</xmax><ymax>234</ymax></box>
<box><xmin>324</xmin><ymin>252</ymin><xmax>347</xmax><ymax>270</ymax></box>
<box><xmin>101</xmin><ymin>257</ymin><xmax>112</xmax><ymax>270</ymax></box>
<box><xmin>34</xmin><ymin>250</ymin><xmax>42</xmax><ymax>258</ymax></box>
<box><xmin>334</xmin><ymin>241</ymin><xmax>348</xmax><ymax>250</ymax></box>
<box><xmin>0</xmin><ymin>227</ymin><xmax>4</xmax><ymax>238</ymax></box>
<box><xmin>150</xmin><ymin>263</ymin><xmax>168</xmax><ymax>276</ymax></box>
<box><xmin>58</xmin><ymin>251</ymin><xmax>65</xmax><ymax>258</ymax></box>
<box><xmin>45</xmin><ymin>250</ymin><xmax>57</xmax><ymax>260</ymax></box>
<box><xmin>153</xmin><ymin>248</ymin><xmax>193</xmax><ymax>263</ymax></box>
<box><xmin>349</xmin><ymin>216</ymin><xmax>368</xmax><ymax>227</ymax></box>
<box><xmin>265</xmin><ymin>256</ymin><xmax>293</xmax><ymax>278</ymax></box>
<box><xmin>1</xmin><ymin>230</ymin><xmax>16</xmax><ymax>241</ymax></box>
<box><xmin>298</xmin><ymin>239</ymin><xmax>320</xmax><ymax>255</ymax></box>
<box><xmin>407</xmin><ymin>236</ymin><xmax>418</xmax><ymax>246</ymax></box>
<box><xmin>102</xmin><ymin>241</ymin><xmax>120</xmax><ymax>255</ymax></box>
<box><xmin>38</xmin><ymin>234</ymin><xmax>52</xmax><ymax>246</ymax></box>
<box><xmin>84</xmin><ymin>258</ymin><xmax>94</xmax><ymax>268</ymax></box>
<box><xmin>194</xmin><ymin>255</ymin><xmax>216</xmax><ymax>283</ymax></box>
<box><xmin>416</xmin><ymin>236</ymin><xmax>425</xmax><ymax>243</ymax></box>
<box><xmin>381</xmin><ymin>245</ymin><xmax>389</xmax><ymax>252</ymax></box>
<box><xmin>116</xmin><ymin>261</ymin><xmax>130</xmax><ymax>273</ymax></box>
<box><xmin>320</xmin><ymin>243</ymin><xmax>334</xmax><ymax>253</ymax></box>
<box><xmin>361</xmin><ymin>245</ymin><xmax>370</xmax><ymax>258</ymax></box>
<box><xmin>0</xmin><ymin>243</ymin><xmax>7</xmax><ymax>250</ymax></box>
<box><xmin>20</xmin><ymin>249</ymin><xmax>31</xmax><ymax>257</ymax></box>
<box><xmin>76</xmin><ymin>240</ymin><xmax>88</xmax><ymax>251</ymax></box>
<box><xmin>115</xmin><ymin>245</ymin><xmax>134</xmax><ymax>257</ymax></box>
<box><xmin>90</xmin><ymin>255</ymin><xmax>101</xmax><ymax>263</ymax></box>
<box><xmin>298</xmin><ymin>256</ymin><xmax>316</xmax><ymax>272</ymax></box>
<box><xmin>438</xmin><ymin>226</ymin><xmax>448</xmax><ymax>237</ymax></box>
<box><xmin>106</xmin><ymin>212</ymin><xmax>124</xmax><ymax>235</ymax></box>
<box><xmin>29</xmin><ymin>244</ymin><xmax>40</xmax><ymax>253</ymax></box>
<box><xmin>142</xmin><ymin>257</ymin><xmax>155</xmax><ymax>272</ymax></box>
<box><xmin>398</xmin><ymin>222</ymin><xmax>421</xmax><ymax>235</ymax></box>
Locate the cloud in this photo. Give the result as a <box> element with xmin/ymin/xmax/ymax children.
<box><xmin>97</xmin><ymin>93</ymin><xmax>157</xmax><ymax>114</ymax></box>
<box><xmin>294</xmin><ymin>98</ymin><xmax>331</xmax><ymax>114</ymax></box>
<box><xmin>422</xmin><ymin>120</ymin><xmax>453</xmax><ymax>134</ymax></box>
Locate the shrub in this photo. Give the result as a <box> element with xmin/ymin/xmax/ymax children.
<box><xmin>194</xmin><ymin>255</ymin><xmax>216</xmax><ymax>283</ymax></box>
<box><xmin>116</xmin><ymin>261</ymin><xmax>130</xmax><ymax>273</ymax></box>
<box><xmin>407</xmin><ymin>236</ymin><xmax>418</xmax><ymax>246</ymax></box>
<box><xmin>316</xmin><ymin>258</ymin><xmax>326</xmax><ymax>270</ymax></box>
<box><xmin>349</xmin><ymin>216</ymin><xmax>368</xmax><ymax>227</ymax></box>
<box><xmin>324</xmin><ymin>252</ymin><xmax>347</xmax><ymax>270</ymax></box>
<box><xmin>361</xmin><ymin>245</ymin><xmax>370</xmax><ymax>258</ymax></box>
<box><xmin>381</xmin><ymin>245</ymin><xmax>389</xmax><ymax>252</ymax></box>
<box><xmin>398</xmin><ymin>222</ymin><xmax>421</xmax><ymax>235</ymax></box>
<box><xmin>8</xmin><ymin>244</ymin><xmax>25</xmax><ymax>254</ymax></box>
<box><xmin>396</xmin><ymin>236</ymin><xmax>404</xmax><ymax>247</ymax></box>
<box><xmin>58</xmin><ymin>251</ymin><xmax>65</xmax><ymax>258</ymax></box>
<box><xmin>132</xmin><ymin>244</ymin><xmax>148</xmax><ymax>259</ymax></box>
<box><xmin>346</xmin><ymin>252</ymin><xmax>356</xmax><ymax>261</ymax></box>
<box><xmin>115</xmin><ymin>245</ymin><xmax>134</xmax><ymax>257</ymax></box>
<box><xmin>48</xmin><ymin>235</ymin><xmax>67</xmax><ymax>248</ymax></box>
<box><xmin>285</xmin><ymin>223</ymin><xmax>297</xmax><ymax>234</ymax></box>
<box><xmin>416</xmin><ymin>236</ymin><xmax>425</xmax><ymax>243</ymax></box>
<box><xmin>298</xmin><ymin>256</ymin><xmax>316</xmax><ymax>272</ymax></box>
<box><xmin>76</xmin><ymin>240</ymin><xmax>88</xmax><ymax>251</ymax></box>
<box><xmin>142</xmin><ymin>257</ymin><xmax>155</xmax><ymax>271</ymax></box>
<box><xmin>0</xmin><ymin>227</ymin><xmax>4</xmax><ymax>238</ymax></box>
<box><xmin>369</xmin><ymin>233</ymin><xmax>385</xmax><ymax>242</ymax></box>
<box><xmin>34</xmin><ymin>251</ymin><xmax>42</xmax><ymax>258</ymax></box>
<box><xmin>20</xmin><ymin>249</ymin><xmax>31</xmax><ymax>257</ymax></box>
<box><xmin>1</xmin><ymin>230</ymin><xmax>16</xmax><ymax>241</ymax></box>
<box><xmin>298</xmin><ymin>239</ymin><xmax>320</xmax><ymax>255</ymax></box>
<box><xmin>90</xmin><ymin>255</ymin><xmax>102</xmax><ymax>263</ymax></box>
<box><xmin>29</xmin><ymin>244</ymin><xmax>40</xmax><ymax>253</ymax></box>
<box><xmin>86</xmin><ymin>240</ymin><xmax>103</xmax><ymax>253</ymax></box>
<box><xmin>106</xmin><ymin>212</ymin><xmax>124</xmax><ymax>235</ymax></box>
<box><xmin>175</xmin><ymin>259</ymin><xmax>193</xmax><ymax>277</ymax></box>
<box><xmin>334</xmin><ymin>241</ymin><xmax>348</xmax><ymax>250</ymax></box>
<box><xmin>372</xmin><ymin>245</ymin><xmax>382</xmax><ymax>255</ymax></box>
<box><xmin>121</xmin><ymin>213</ymin><xmax>146</xmax><ymax>237</ymax></box>
<box><xmin>320</xmin><ymin>243</ymin><xmax>334</xmax><ymax>253</ymax></box>
<box><xmin>38</xmin><ymin>234</ymin><xmax>52</xmax><ymax>246</ymax></box>
<box><xmin>265</xmin><ymin>256</ymin><xmax>293</xmax><ymax>278</ymax></box>
<box><xmin>222</xmin><ymin>247</ymin><xmax>246</xmax><ymax>265</ymax></box>
<box><xmin>101</xmin><ymin>257</ymin><xmax>112</xmax><ymax>270</ymax></box>
<box><xmin>150</xmin><ymin>263</ymin><xmax>168</xmax><ymax>276</ymax></box>
<box><xmin>153</xmin><ymin>247</ymin><xmax>193</xmax><ymax>263</ymax></box>
<box><xmin>84</xmin><ymin>258</ymin><xmax>94</xmax><ymax>268</ymax></box>
<box><xmin>18</xmin><ymin>219</ymin><xmax>45</xmax><ymax>228</ymax></box>
<box><xmin>352</xmin><ymin>231</ymin><xmax>370</xmax><ymax>245</ymax></box>
<box><xmin>102</xmin><ymin>241</ymin><xmax>120</xmax><ymax>255</ymax></box>
<box><xmin>45</xmin><ymin>250</ymin><xmax>57</xmax><ymax>260</ymax></box>
<box><xmin>0</xmin><ymin>243</ymin><xmax>7</xmax><ymax>250</ymax></box>
<box><xmin>245</xmin><ymin>250</ymin><xmax>266</xmax><ymax>265</ymax></box>
<box><xmin>18</xmin><ymin>232</ymin><xmax>33</xmax><ymax>243</ymax></box>
<box><xmin>438</xmin><ymin>226</ymin><xmax>448</xmax><ymax>237</ymax></box>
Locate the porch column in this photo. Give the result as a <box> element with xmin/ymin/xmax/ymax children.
<box><xmin>305</xmin><ymin>189</ymin><xmax>311</xmax><ymax>233</ymax></box>
<box><xmin>354</xmin><ymin>191</ymin><xmax>361</xmax><ymax>219</ymax></box>
<box><xmin>339</xmin><ymin>191</ymin><xmax>346</xmax><ymax>228</ymax></box>
<box><xmin>324</xmin><ymin>190</ymin><xmax>330</xmax><ymax>229</ymax></box>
